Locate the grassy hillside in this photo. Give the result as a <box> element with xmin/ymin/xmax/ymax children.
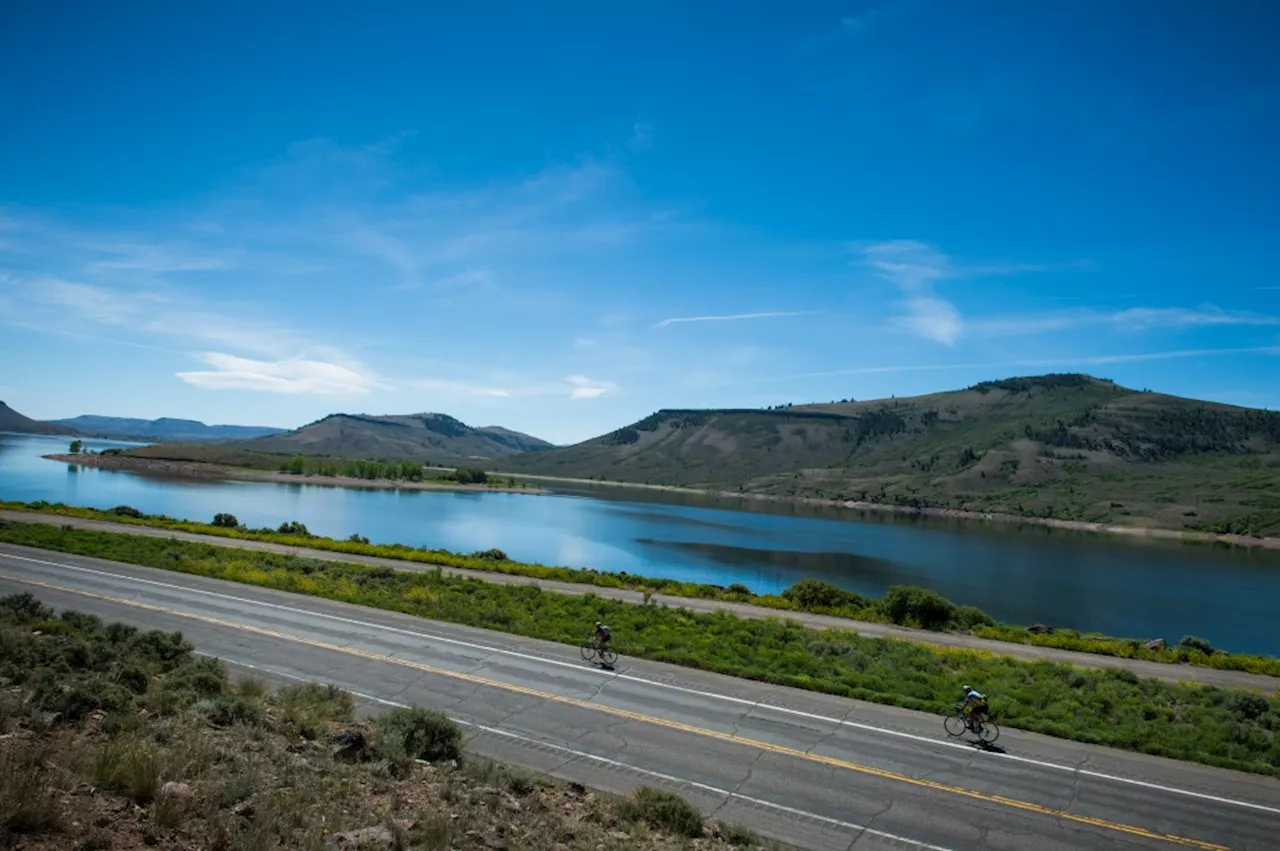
<box><xmin>504</xmin><ymin>374</ymin><xmax>1280</xmax><ymax>536</ymax></box>
<box><xmin>0</xmin><ymin>401</ymin><xmax>77</xmax><ymax>436</ymax></box>
<box><xmin>232</xmin><ymin>412</ymin><xmax>553</xmax><ymax>462</ymax></box>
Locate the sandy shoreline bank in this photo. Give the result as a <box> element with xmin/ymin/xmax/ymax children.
<box><xmin>46</xmin><ymin>453</ymin><xmax>547</xmax><ymax>495</ymax></box>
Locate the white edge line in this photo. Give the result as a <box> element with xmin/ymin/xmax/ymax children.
<box><xmin>213</xmin><ymin>656</ymin><xmax>954</xmax><ymax>851</ymax></box>
<box><xmin>4</xmin><ymin>549</ymin><xmax>1279</xmax><ymax>817</ymax></box>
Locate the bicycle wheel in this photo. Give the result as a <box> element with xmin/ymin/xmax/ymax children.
<box><xmin>599</xmin><ymin>646</ymin><xmax>618</xmax><ymax>666</ymax></box>
<box><xmin>977</xmin><ymin>720</ymin><xmax>1000</xmax><ymax>744</ymax></box>
<box><xmin>580</xmin><ymin>642</ymin><xmax>597</xmax><ymax>662</ymax></box>
<box><xmin>943</xmin><ymin>713</ymin><xmax>967</xmax><ymax>737</ymax></box>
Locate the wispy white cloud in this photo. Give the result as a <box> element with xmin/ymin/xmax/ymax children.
<box><xmin>973</xmin><ymin>306</ymin><xmax>1280</xmax><ymax>336</ymax></box>
<box><xmin>627</xmin><ymin>122</ymin><xmax>654</xmax><ymax>152</ymax></box>
<box><xmin>860</xmin><ymin>240</ymin><xmax>962</xmax><ymax>345</ymax></box>
<box><xmin>176</xmin><ymin>352</ymin><xmax>384</xmax><ymax>395</ymax></box>
<box><xmin>652</xmin><ymin>310</ymin><xmax>818</xmax><ymax>329</ymax></box>
<box><xmin>859</xmin><ymin>240</ymin><xmax>1098</xmax><ymax>346</ymax></box>
<box><xmin>34</xmin><ymin>278</ymin><xmax>141</xmax><ymax>324</ymax></box>
<box><xmin>87</xmin><ymin>241</ymin><xmax>231</xmax><ymax>273</ymax></box>
<box><xmin>398</xmin><ymin>373</ymin><xmax>619</xmax><ymax>401</ymax></box>
<box><xmin>567</xmin><ymin>375</ymin><xmax>617</xmax><ymax>399</ymax></box>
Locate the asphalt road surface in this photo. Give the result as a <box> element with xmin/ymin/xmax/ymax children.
<box><xmin>1</xmin><ymin>542</ymin><xmax>1277</xmax><ymax>851</ymax></box>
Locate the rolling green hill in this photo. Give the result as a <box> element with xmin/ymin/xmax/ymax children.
<box><xmin>132</xmin><ymin>412</ymin><xmax>553</xmax><ymax>464</ymax></box>
<box><xmin>503</xmin><ymin>374</ymin><xmax>1280</xmax><ymax>536</ymax></box>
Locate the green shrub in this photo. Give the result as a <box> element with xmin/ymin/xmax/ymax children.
<box><xmin>211</xmin><ymin>513</ymin><xmax>239</xmax><ymax>528</ymax></box>
<box><xmin>1227</xmin><ymin>692</ymin><xmax>1270</xmax><ymax>722</ymax></box>
<box><xmin>472</xmin><ymin>548</ymin><xmax>508</xmax><ymax>561</ymax></box>
<box><xmin>105</xmin><ymin>622</ymin><xmax>138</xmax><ymax>644</ymax></box>
<box><xmin>276</xmin><ymin>521</ymin><xmax>310</xmax><ymax>536</ymax></box>
<box><xmin>0</xmin><ymin>593</ymin><xmax>53</xmax><ymax>624</ymax></box>
<box><xmin>723</xmin><ymin>823</ymin><xmax>762</xmax><ymax>847</ymax></box>
<box><xmin>882</xmin><ymin>585</ymin><xmax>956</xmax><ymax>630</ymax></box>
<box><xmin>274</xmin><ymin>682</ymin><xmax>355</xmax><ymax>739</ymax></box>
<box><xmin>1180</xmin><ymin>635</ymin><xmax>1215</xmax><ymax>654</ymax></box>
<box><xmin>128</xmin><ymin>630</ymin><xmax>191</xmax><ymax>664</ymax></box>
<box><xmin>192</xmin><ymin>695</ymin><xmax>264</xmax><ymax>728</ymax></box>
<box><xmin>164</xmin><ymin>658</ymin><xmax>226</xmax><ymax>698</ymax></box>
<box><xmin>373</xmin><ymin>707</ymin><xmax>462</xmax><ymax>769</ymax></box>
<box><xmin>782</xmin><ymin>579</ymin><xmax>863</xmax><ymax>610</ymax></box>
<box><xmin>114</xmin><ymin>664</ymin><xmax>149</xmax><ymax>695</ymax></box>
<box><xmin>954</xmin><ymin>605</ymin><xmax>996</xmax><ymax>630</ymax></box>
<box><xmin>110</xmin><ymin>505</ymin><xmax>145</xmax><ymax>518</ymax></box>
<box><xmin>725</xmin><ymin>583</ymin><xmax>754</xmax><ymax>597</ymax></box>
<box><xmin>617</xmin><ymin>786</ymin><xmax>703</xmax><ymax>838</ymax></box>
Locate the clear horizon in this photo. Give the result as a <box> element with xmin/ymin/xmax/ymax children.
<box><xmin>3</xmin><ymin>2</ymin><xmax>1277</xmax><ymax>444</ymax></box>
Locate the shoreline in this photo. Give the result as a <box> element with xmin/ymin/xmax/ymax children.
<box><xmin>45</xmin><ymin>452</ymin><xmax>1280</xmax><ymax>549</ymax></box>
<box><xmin>45</xmin><ymin>453</ymin><xmax>547</xmax><ymax>495</ymax></box>
<box><xmin>496</xmin><ymin>471</ymin><xmax>1280</xmax><ymax>550</ymax></box>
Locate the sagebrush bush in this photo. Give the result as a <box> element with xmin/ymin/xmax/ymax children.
<box><xmin>373</xmin><ymin>707</ymin><xmax>463</xmax><ymax>770</ymax></box>
<box><xmin>0</xmin><ymin>741</ymin><xmax>61</xmax><ymax>836</ymax></box>
<box><xmin>274</xmin><ymin>682</ymin><xmax>355</xmax><ymax>739</ymax></box>
<box><xmin>617</xmin><ymin>787</ymin><xmax>703</xmax><ymax>838</ymax></box>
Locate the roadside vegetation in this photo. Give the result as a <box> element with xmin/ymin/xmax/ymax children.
<box><xmin>4</xmin><ymin>499</ymin><xmax>1279</xmax><ymax>677</ymax></box>
<box><xmin>2</xmin><ymin>520</ymin><xmax>1279</xmax><ymax>778</ymax></box>
<box><xmin>0</xmin><ymin>593</ymin><xmax>766</xmax><ymax>850</ymax></box>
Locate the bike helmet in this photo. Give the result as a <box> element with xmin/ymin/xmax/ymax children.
<box><xmin>962</xmin><ymin>684</ymin><xmax>971</xmax><ymax>691</ymax></box>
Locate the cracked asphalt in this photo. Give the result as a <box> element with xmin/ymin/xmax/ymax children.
<box><xmin>2</xmin><ymin>542</ymin><xmax>1278</xmax><ymax>851</ymax></box>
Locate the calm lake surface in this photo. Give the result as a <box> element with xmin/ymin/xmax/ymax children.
<box><xmin>3</xmin><ymin>432</ymin><xmax>1278</xmax><ymax>654</ymax></box>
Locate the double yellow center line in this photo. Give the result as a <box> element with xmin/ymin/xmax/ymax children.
<box><xmin>1</xmin><ymin>571</ymin><xmax>1231</xmax><ymax>851</ymax></box>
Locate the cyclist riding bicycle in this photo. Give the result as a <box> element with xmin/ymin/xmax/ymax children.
<box><xmin>593</xmin><ymin>621</ymin><xmax>611</xmax><ymax>649</ymax></box>
<box><xmin>960</xmin><ymin>685</ymin><xmax>989</xmax><ymax>727</ymax></box>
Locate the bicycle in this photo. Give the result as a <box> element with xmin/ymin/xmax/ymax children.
<box><xmin>580</xmin><ymin>636</ymin><xmax>618</xmax><ymax>667</ymax></box>
<box><xmin>944</xmin><ymin>704</ymin><xmax>1000</xmax><ymax>744</ymax></box>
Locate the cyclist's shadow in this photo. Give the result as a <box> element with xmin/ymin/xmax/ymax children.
<box><xmin>966</xmin><ymin>739</ymin><xmax>1007</xmax><ymax>754</ymax></box>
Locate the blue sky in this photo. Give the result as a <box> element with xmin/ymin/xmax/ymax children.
<box><xmin>2</xmin><ymin>1</ymin><xmax>1277</xmax><ymax>444</ymax></box>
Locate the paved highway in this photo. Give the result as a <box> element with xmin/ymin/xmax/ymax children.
<box><xmin>4</xmin><ymin>509</ymin><xmax>1276</xmax><ymax>692</ymax></box>
<box><xmin>1</xmin><ymin>542</ymin><xmax>1277</xmax><ymax>851</ymax></box>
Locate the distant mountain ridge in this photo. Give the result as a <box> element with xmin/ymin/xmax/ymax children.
<box><xmin>234</xmin><ymin>411</ymin><xmax>554</xmax><ymax>461</ymax></box>
<box><xmin>0</xmin><ymin>402</ymin><xmax>78</xmax><ymax>436</ymax></box>
<box><xmin>51</xmin><ymin>415</ymin><xmax>285</xmax><ymax>443</ymax></box>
